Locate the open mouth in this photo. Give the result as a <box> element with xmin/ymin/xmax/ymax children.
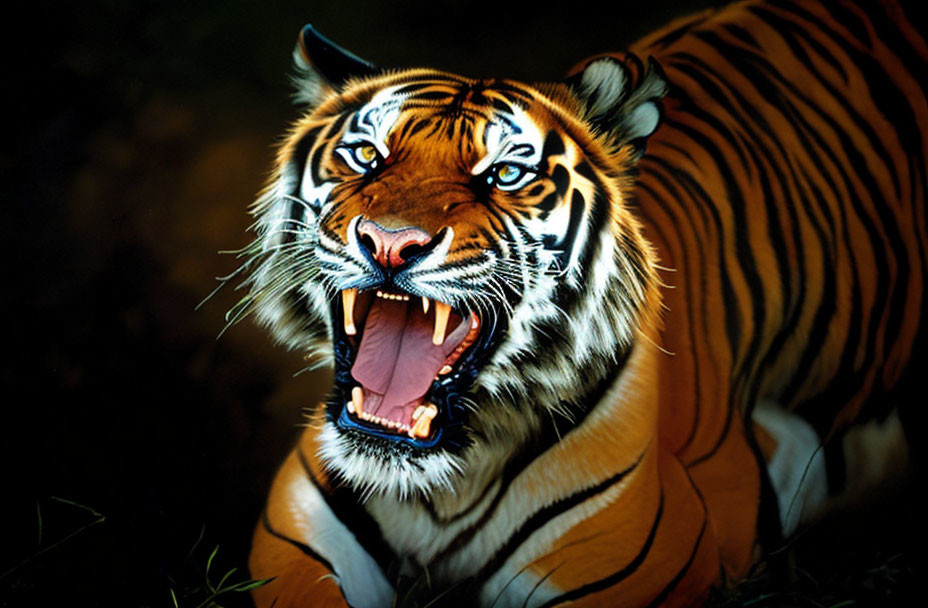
<box><xmin>333</xmin><ymin>287</ymin><xmax>484</xmax><ymax>447</ymax></box>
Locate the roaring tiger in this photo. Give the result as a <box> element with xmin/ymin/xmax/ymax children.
<box><xmin>238</xmin><ymin>0</ymin><xmax>926</xmax><ymax>606</ymax></box>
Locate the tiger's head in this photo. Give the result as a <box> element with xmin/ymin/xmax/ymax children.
<box><xmin>241</xmin><ymin>27</ymin><xmax>667</xmax><ymax>498</ymax></box>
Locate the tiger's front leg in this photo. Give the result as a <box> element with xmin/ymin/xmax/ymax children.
<box><xmin>249</xmin><ymin>431</ymin><xmax>395</xmax><ymax>608</ymax></box>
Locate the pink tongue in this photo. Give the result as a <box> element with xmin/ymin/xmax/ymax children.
<box><xmin>351</xmin><ymin>298</ymin><xmax>466</xmax><ymax>411</ymax></box>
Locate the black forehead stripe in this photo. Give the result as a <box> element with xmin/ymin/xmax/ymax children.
<box><xmin>329</xmin><ymin>111</ymin><xmax>352</xmax><ymax>139</ymax></box>
<box><xmin>400</xmin><ymin>102</ymin><xmax>496</xmax><ymax>125</ymax></box>
<box><xmin>485</xmin><ymin>81</ymin><xmax>535</xmax><ymax>104</ymax></box>
<box><xmin>410</xmin><ymin>90</ymin><xmax>459</xmax><ymax>102</ymax></box>
<box><xmin>401</xmin><ymin>80</ymin><xmax>530</xmax><ymax>107</ymax></box>
<box><xmin>456</xmin><ymin>115</ymin><xmax>476</xmax><ymax>139</ymax></box>
<box><xmin>490</xmin><ymin>97</ymin><xmax>519</xmax><ymax>115</ymax></box>
<box><xmin>395</xmin><ymin>116</ymin><xmax>431</xmax><ymax>141</ymax></box>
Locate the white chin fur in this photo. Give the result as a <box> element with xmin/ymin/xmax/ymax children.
<box><xmin>316</xmin><ymin>421</ymin><xmax>465</xmax><ymax>500</ymax></box>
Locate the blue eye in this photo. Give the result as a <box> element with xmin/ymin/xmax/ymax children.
<box><xmin>488</xmin><ymin>163</ymin><xmax>535</xmax><ymax>190</ymax></box>
<box><xmin>497</xmin><ymin>164</ymin><xmax>522</xmax><ymax>184</ymax></box>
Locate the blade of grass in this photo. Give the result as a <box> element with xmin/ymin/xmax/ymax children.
<box><xmin>0</xmin><ymin>497</ymin><xmax>105</xmax><ymax>582</ymax></box>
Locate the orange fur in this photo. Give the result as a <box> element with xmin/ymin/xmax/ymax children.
<box><xmin>247</xmin><ymin>1</ymin><xmax>925</xmax><ymax>605</ymax></box>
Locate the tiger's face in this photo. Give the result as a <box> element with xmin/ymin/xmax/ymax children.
<box><xmin>242</xmin><ymin>28</ymin><xmax>666</xmax><ymax>498</ymax></box>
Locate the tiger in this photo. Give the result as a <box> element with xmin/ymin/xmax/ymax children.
<box><xmin>236</xmin><ymin>0</ymin><xmax>926</xmax><ymax>606</ymax></box>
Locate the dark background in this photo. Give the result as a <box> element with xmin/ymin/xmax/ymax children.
<box><xmin>2</xmin><ymin>0</ymin><xmax>922</xmax><ymax>606</ymax></box>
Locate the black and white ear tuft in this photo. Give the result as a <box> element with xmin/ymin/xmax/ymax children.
<box><xmin>568</xmin><ymin>54</ymin><xmax>668</xmax><ymax>158</ymax></box>
<box><xmin>291</xmin><ymin>25</ymin><xmax>380</xmax><ymax>108</ymax></box>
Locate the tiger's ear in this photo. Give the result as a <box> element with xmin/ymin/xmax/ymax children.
<box><xmin>566</xmin><ymin>54</ymin><xmax>668</xmax><ymax>158</ymax></box>
<box><xmin>291</xmin><ymin>25</ymin><xmax>380</xmax><ymax>107</ymax></box>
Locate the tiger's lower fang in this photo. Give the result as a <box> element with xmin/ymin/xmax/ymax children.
<box><xmin>351</xmin><ymin>386</ymin><xmax>364</xmax><ymax>416</ymax></box>
<box><xmin>409</xmin><ymin>404</ymin><xmax>437</xmax><ymax>438</ymax></box>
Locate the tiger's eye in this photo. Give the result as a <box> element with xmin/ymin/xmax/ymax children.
<box><xmin>357</xmin><ymin>145</ymin><xmax>378</xmax><ymax>163</ymax></box>
<box><xmin>497</xmin><ymin>164</ymin><xmax>522</xmax><ymax>183</ymax></box>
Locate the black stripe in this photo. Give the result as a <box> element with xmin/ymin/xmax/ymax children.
<box><xmin>537</xmin><ymin>489</ymin><xmax>665</xmax><ymax>607</ymax></box>
<box><xmin>261</xmin><ymin>510</ymin><xmax>336</xmax><ymax>574</ymax></box>
<box><xmin>552</xmin><ymin>190</ymin><xmax>586</xmax><ymax>266</ymax></box>
<box><xmin>392</xmin><ymin>81</ymin><xmax>442</xmax><ymax>96</ymax></box>
<box><xmin>290</xmin><ymin>126</ymin><xmax>322</xmax><ymax>197</ymax></box>
<box><xmin>569</xmin><ymin>189</ymin><xmax>610</xmax><ymax>300</ymax></box>
<box><xmin>308</xmin><ymin>121</ymin><xmax>337</xmax><ymax>188</ymax></box>
<box><xmin>468</xmin><ymin>448</ymin><xmax>647</xmax><ymax>587</ymax></box>
<box><xmin>721</xmin><ymin>23</ymin><xmax>762</xmax><ymax>51</ymax></box>
<box><xmin>643</xmin><ymin>518</ymin><xmax>708</xmax><ymax>608</ymax></box>
<box><xmin>279</xmin><ymin>126</ymin><xmax>325</xmax><ymax>248</ymax></box>
<box><xmin>541</xmin><ymin>131</ymin><xmax>566</xmax><ymax>160</ymax></box>
<box><xmin>296</xmin><ymin>448</ymin><xmax>398</xmax><ymax>580</ymax></box>
<box><xmin>428</xmin><ymin>356</ymin><xmax>633</xmax><ymax>553</ymax></box>
<box><xmin>649</xmin><ymin>15</ymin><xmax>707</xmax><ymax>50</ymax></box>
<box><xmin>747</xmin><ymin>5</ymin><xmax>849</xmax><ymax>83</ymax></box>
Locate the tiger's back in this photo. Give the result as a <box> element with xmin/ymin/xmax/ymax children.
<box><xmin>639</xmin><ymin>0</ymin><xmax>927</xmax><ymax>433</ymax></box>
<box><xmin>631</xmin><ymin>0</ymin><xmax>926</xmax><ymax>548</ymax></box>
<box><xmin>243</xmin><ymin>1</ymin><xmax>926</xmax><ymax>606</ymax></box>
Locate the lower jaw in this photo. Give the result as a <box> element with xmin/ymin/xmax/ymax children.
<box><xmin>331</xmin><ymin>376</ymin><xmax>456</xmax><ymax>449</ymax></box>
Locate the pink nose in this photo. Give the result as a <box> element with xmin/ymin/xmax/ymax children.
<box><xmin>357</xmin><ymin>219</ymin><xmax>432</xmax><ymax>268</ymax></box>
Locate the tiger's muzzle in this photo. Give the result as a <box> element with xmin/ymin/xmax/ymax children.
<box><xmin>329</xmin><ymin>216</ymin><xmax>500</xmax><ymax>450</ymax></box>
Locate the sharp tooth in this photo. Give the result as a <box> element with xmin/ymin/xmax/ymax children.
<box><xmin>409</xmin><ymin>404</ymin><xmax>438</xmax><ymax>438</ymax></box>
<box><xmin>412</xmin><ymin>405</ymin><xmax>426</xmax><ymax>421</ymax></box>
<box><xmin>439</xmin><ymin>365</ymin><xmax>453</xmax><ymax>375</ymax></box>
<box><xmin>422</xmin><ymin>297</ymin><xmax>430</xmax><ymax>314</ymax></box>
<box><xmin>471</xmin><ymin>315</ymin><xmax>479</xmax><ymax>330</ymax></box>
<box><xmin>352</xmin><ymin>386</ymin><xmax>365</xmax><ymax>416</ymax></box>
<box><xmin>346</xmin><ymin>400</ymin><xmax>355</xmax><ymax>415</ymax></box>
<box><xmin>377</xmin><ymin>290</ymin><xmax>383</xmax><ymax>298</ymax></box>
<box><xmin>342</xmin><ymin>289</ymin><xmax>357</xmax><ymax>335</ymax></box>
<box><xmin>433</xmin><ymin>301</ymin><xmax>451</xmax><ymax>345</ymax></box>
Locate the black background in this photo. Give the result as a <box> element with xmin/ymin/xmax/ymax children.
<box><xmin>2</xmin><ymin>0</ymin><xmax>922</xmax><ymax>606</ymax></box>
